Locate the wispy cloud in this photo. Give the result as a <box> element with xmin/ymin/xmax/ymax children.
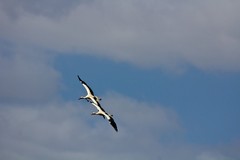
<box><xmin>0</xmin><ymin>51</ymin><xmax>60</xmax><ymax>104</ymax></box>
<box><xmin>0</xmin><ymin>93</ymin><xmax>238</xmax><ymax>160</ymax></box>
<box><xmin>1</xmin><ymin>0</ymin><xmax>240</xmax><ymax>71</ymax></box>
<box><xmin>0</xmin><ymin>97</ymin><xmax>176</xmax><ymax>160</ymax></box>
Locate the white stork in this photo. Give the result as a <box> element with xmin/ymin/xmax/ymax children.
<box><xmin>77</xmin><ymin>75</ymin><xmax>101</xmax><ymax>105</ymax></box>
<box><xmin>90</xmin><ymin>101</ymin><xmax>118</xmax><ymax>132</ymax></box>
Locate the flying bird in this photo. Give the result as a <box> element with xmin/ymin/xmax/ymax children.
<box><xmin>90</xmin><ymin>101</ymin><xmax>118</xmax><ymax>132</ymax></box>
<box><xmin>77</xmin><ymin>75</ymin><xmax>101</xmax><ymax>105</ymax></box>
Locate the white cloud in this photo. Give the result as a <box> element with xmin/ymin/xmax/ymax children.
<box><xmin>102</xmin><ymin>92</ymin><xmax>181</xmax><ymax>135</ymax></box>
<box><xmin>0</xmin><ymin>93</ymin><xmax>238</xmax><ymax>160</ymax></box>
<box><xmin>0</xmin><ymin>50</ymin><xmax>60</xmax><ymax>104</ymax></box>
<box><xmin>0</xmin><ymin>0</ymin><xmax>87</xmax><ymax>18</ymax></box>
<box><xmin>1</xmin><ymin>0</ymin><xmax>240</xmax><ymax>72</ymax></box>
<box><xmin>196</xmin><ymin>152</ymin><xmax>234</xmax><ymax>160</ymax></box>
<box><xmin>0</xmin><ymin>94</ymin><xmax>170</xmax><ymax>160</ymax></box>
<box><xmin>0</xmin><ymin>95</ymin><xmax>180</xmax><ymax>160</ymax></box>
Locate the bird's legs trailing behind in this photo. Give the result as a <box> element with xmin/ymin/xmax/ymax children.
<box><xmin>91</xmin><ymin>112</ymin><xmax>105</xmax><ymax>119</ymax></box>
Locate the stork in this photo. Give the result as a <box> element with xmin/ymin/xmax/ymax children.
<box><xmin>90</xmin><ymin>101</ymin><xmax>118</xmax><ymax>132</ymax></box>
<box><xmin>77</xmin><ymin>75</ymin><xmax>101</xmax><ymax>105</ymax></box>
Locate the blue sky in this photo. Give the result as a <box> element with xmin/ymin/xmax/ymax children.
<box><xmin>1</xmin><ymin>0</ymin><xmax>240</xmax><ymax>160</ymax></box>
<box><xmin>56</xmin><ymin>54</ymin><xmax>240</xmax><ymax>145</ymax></box>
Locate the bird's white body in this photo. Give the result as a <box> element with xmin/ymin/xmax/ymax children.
<box><xmin>91</xmin><ymin>102</ymin><xmax>118</xmax><ymax>132</ymax></box>
<box><xmin>78</xmin><ymin>75</ymin><xmax>101</xmax><ymax>104</ymax></box>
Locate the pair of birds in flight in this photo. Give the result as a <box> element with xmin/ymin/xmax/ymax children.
<box><xmin>77</xmin><ymin>75</ymin><xmax>118</xmax><ymax>132</ymax></box>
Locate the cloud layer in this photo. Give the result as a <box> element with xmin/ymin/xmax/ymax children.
<box><xmin>1</xmin><ymin>0</ymin><xmax>240</xmax><ymax>71</ymax></box>
<box><xmin>0</xmin><ymin>51</ymin><xmax>60</xmax><ymax>104</ymax></box>
<box><xmin>0</xmin><ymin>95</ymin><xmax>179</xmax><ymax>160</ymax></box>
<box><xmin>0</xmin><ymin>93</ymin><xmax>238</xmax><ymax>160</ymax></box>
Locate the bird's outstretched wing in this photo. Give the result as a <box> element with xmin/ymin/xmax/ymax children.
<box><xmin>77</xmin><ymin>75</ymin><xmax>94</xmax><ymax>95</ymax></box>
<box><xmin>90</xmin><ymin>101</ymin><xmax>106</xmax><ymax>112</ymax></box>
<box><xmin>108</xmin><ymin>116</ymin><xmax>118</xmax><ymax>132</ymax></box>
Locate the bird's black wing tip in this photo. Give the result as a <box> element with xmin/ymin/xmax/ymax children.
<box><xmin>77</xmin><ymin>75</ymin><xmax>83</xmax><ymax>82</ymax></box>
<box><xmin>114</xmin><ymin>126</ymin><xmax>118</xmax><ymax>132</ymax></box>
<box><xmin>112</xmin><ymin>125</ymin><xmax>118</xmax><ymax>132</ymax></box>
<box><xmin>109</xmin><ymin>118</ymin><xmax>118</xmax><ymax>132</ymax></box>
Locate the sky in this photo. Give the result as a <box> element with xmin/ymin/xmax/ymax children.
<box><xmin>0</xmin><ymin>0</ymin><xmax>240</xmax><ymax>160</ymax></box>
